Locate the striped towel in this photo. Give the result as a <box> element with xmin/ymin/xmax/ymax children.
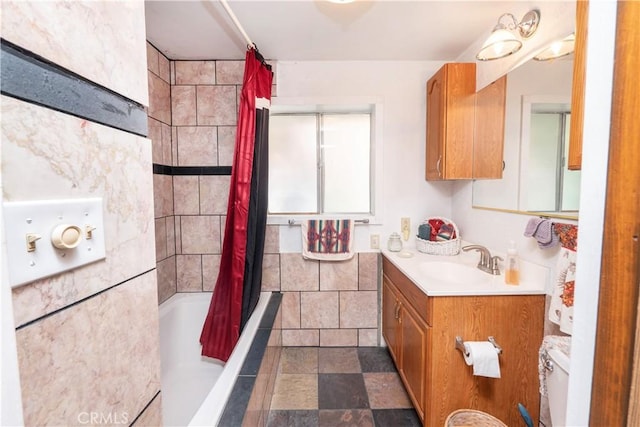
<box><xmin>301</xmin><ymin>219</ymin><xmax>354</xmax><ymax>261</ymax></box>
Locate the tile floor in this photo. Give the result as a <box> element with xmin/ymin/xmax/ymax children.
<box><xmin>266</xmin><ymin>347</ymin><xmax>421</xmax><ymax>427</ymax></box>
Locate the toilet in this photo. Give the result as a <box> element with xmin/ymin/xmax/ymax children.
<box><xmin>543</xmin><ymin>347</ymin><xmax>570</xmax><ymax>426</ymax></box>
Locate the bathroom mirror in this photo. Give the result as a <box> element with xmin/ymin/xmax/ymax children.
<box><xmin>472</xmin><ymin>57</ymin><xmax>580</xmax><ymax>219</ymax></box>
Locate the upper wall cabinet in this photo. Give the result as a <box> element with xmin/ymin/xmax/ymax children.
<box><xmin>473</xmin><ymin>75</ymin><xmax>507</xmax><ymax>179</ymax></box>
<box><xmin>568</xmin><ymin>0</ymin><xmax>588</xmax><ymax>170</ymax></box>
<box><xmin>426</xmin><ymin>63</ymin><xmax>476</xmax><ymax>180</ymax></box>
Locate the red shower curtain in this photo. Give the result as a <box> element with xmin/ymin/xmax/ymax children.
<box><xmin>200</xmin><ymin>48</ymin><xmax>273</xmax><ymax>361</ymax></box>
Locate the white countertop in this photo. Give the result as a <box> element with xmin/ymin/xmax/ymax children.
<box><xmin>381</xmin><ymin>244</ymin><xmax>548</xmax><ymax>297</ymax></box>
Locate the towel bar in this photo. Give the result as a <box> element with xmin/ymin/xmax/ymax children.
<box><xmin>455</xmin><ymin>336</ymin><xmax>503</xmax><ymax>357</ymax></box>
<box><xmin>287</xmin><ymin>218</ymin><xmax>370</xmax><ymax>226</ymax></box>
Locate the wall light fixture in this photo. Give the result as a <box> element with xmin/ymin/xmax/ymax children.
<box><xmin>476</xmin><ymin>10</ymin><xmax>540</xmax><ymax>61</ymax></box>
<box><xmin>533</xmin><ymin>33</ymin><xmax>575</xmax><ymax>61</ymax></box>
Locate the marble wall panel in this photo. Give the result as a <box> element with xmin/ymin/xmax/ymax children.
<box><xmin>358</xmin><ymin>253</ymin><xmax>379</xmax><ymax>291</ymax></box>
<box><xmin>155</xmin><ymin>218</ymin><xmax>168</xmax><ymax>261</ymax></box>
<box><xmin>358</xmin><ymin>329</ymin><xmax>379</xmax><ymax>346</ymax></box>
<box><xmin>300</xmin><ymin>291</ymin><xmax>339</xmax><ymax>329</ymax></box>
<box><xmin>166</xmin><ymin>217</ymin><xmax>176</xmax><ymax>257</ymax></box>
<box><xmin>196</xmin><ymin>86</ymin><xmax>237</xmax><ymax>126</ymax></box>
<box><xmin>157</xmin><ymin>256</ymin><xmax>177</xmax><ymax>304</ymax></box>
<box><xmin>146</xmin><ymin>42</ymin><xmax>160</xmax><ymax>76</ymax></box>
<box><xmin>264</xmin><ymin>225</ymin><xmax>280</xmax><ymax>254</ymax></box>
<box><xmin>148</xmin><ymin>117</ymin><xmax>163</xmax><ymax>164</ymax></box>
<box><xmin>261</xmin><ymin>254</ymin><xmax>281</xmax><ymax>292</ymax></box>
<box><xmin>282</xmin><ymin>292</ymin><xmax>301</xmax><ymax>329</ymax></box>
<box><xmin>3</xmin><ymin>97</ymin><xmax>155</xmax><ymax>326</ymax></box>
<box><xmin>320</xmin><ymin>329</ymin><xmax>358</xmax><ymax>347</ymax></box>
<box><xmin>175</xmin><ymin>61</ymin><xmax>216</xmax><ymax>85</ymax></box>
<box><xmin>199</xmin><ymin>175</ymin><xmax>230</xmax><ymax>214</ymax></box>
<box><xmin>1</xmin><ymin>1</ymin><xmax>148</xmax><ymax>104</ymax></box>
<box><xmin>217</xmin><ymin>125</ymin><xmax>236</xmax><ymax>166</ymax></box>
<box><xmin>340</xmin><ymin>291</ymin><xmax>378</xmax><ymax>329</ymax></box>
<box><xmin>158</xmin><ymin>53</ymin><xmax>171</xmax><ymax>84</ymax></box>
<box><xmin>131</xmin><ymin>393</ymin><xmax>162</xmax><ymax>427</ymax></box>
<box><xmin>161</xmin><ymin>122</ymin><xmax>173</xmax><ymax>165</ymax></box>
<box><xmin>176</xmin><ymin>126</ymin><xmax>218</xmax><ymax>167</ymax></box>
<box><xmin>171</xmin><ymin>86</ymin><xmax>197</xmax><ymax>126</ymax></box>
<box><xmin>180</xmin><ymin>215</ymin><xmax>221</xmax><ymax>254</ymax></box>
<box><xmin>148</xmin><ymin>71</ymin><xmax>171</xmax><ymax>124</ymax></box>
<box><xmin>177</xmin><ymin>254</ymin><xmax>203</xmax><ymax>292</ymax></box>
<box><xmin>280</xmin><ymin>254</ymin><xmax>319</xmax><ymax>292</ymax></box>
<box><xmin>216</xmin><ymin>61</ymin><xmax>244</xmax><ymax>85</ymax></box>
<box><xmin>153</xmin><ymin>174</ymin><xmax>174</xmax><ymax>218</ymax></box>
<box><xmin>15</xmin><ymin>271</ymin><xmax>160</xmax><ymax>426</ymax></box>
<box><xmin>202</xmin><ymin>255</ymin><xmax>221</xmax><ymax>292</ymax></box>
<box><xmin>319</xmin><ymin>258</ymin><xmax>358</xmax><ymax>291</ymax></box>
<box><xmin>173</xmin><ymin>176</ymin><xmax>200</xmax><ymax>215</ymax></box>
<box><xmin>282</xmin><ymin>329</ymin><xmax>319</xmax><ymax>347</ymax></box>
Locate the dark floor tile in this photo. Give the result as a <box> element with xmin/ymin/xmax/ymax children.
<box><xmin>357</xmin><ymin>347</ymin><xmax>396</xmax><ymax>373</ymax></box>
<box><xmin>318</xmin><ymin>373</ymin><xmax>369</xmax><ymax>410</ymax></box>
<box><xmin>371</xmin><ymin>409</ymin><xmax>421</xmax><ymax>427</ymax></box>
<box><xmin>267</xmin><ymin>410</ymin><xmax>318</xmax><ymax>427</ymax></box>
<box><xmin>219</xmin><ymin>376</ymin><xmax>255</xmax><ymax>427</ymax></box>
<box><xmin>319</xmin><ymin>409</ymin><xmax>374</xmax><ymax>427</ymax></box>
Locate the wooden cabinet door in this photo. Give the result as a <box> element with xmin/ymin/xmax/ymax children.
<box><xmin>399</xmin><ymin>301</ymin><xmax>428</xmax><ymax>421</ymax></box>
<box><xmin>426</xmin><ymin>63</ymin><xmax>476</xmax><ymax>181</ymax></box>
<box><xmin>568</xmin><ymin>0</ymin><xmax>588</xmax><ymax>170</ymax></box>
<box><xmin>382</xmin><ymin>277</ymin><xmax>400</xmax><ymax>363</ymax></box>
<box><xmin>426</xmin><ymin>68</ymin><xmax>445</xmax><ymax>180</ymax></box>
<box><xmin>473</xmin><ymin>75</ymin><xmax>507</xmax><ymax>179</ymax></box>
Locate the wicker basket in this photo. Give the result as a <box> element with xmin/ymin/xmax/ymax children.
<box><xmin>444</xmin><ymin>409</ymin><xmax>507</xmax><ymax>427</ymax></box>
<box><xmin>415</xmin><ymin>217</ymin><xmax>461</xmax><ymax>256</ymax></box>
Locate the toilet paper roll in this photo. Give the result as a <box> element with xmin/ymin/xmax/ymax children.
<box><xmin>463</xmin><ymin>341</ymin><xmax>501</xmax><ymax>378</ymax></box>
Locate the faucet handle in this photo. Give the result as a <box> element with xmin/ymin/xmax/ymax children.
<box><xmin>490</xmin><ymin>256</ymin><xmax>503</xmax><ymax>275</ymax></box>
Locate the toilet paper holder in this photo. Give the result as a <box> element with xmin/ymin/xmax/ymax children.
<box><xmin>455</xmin><ymin>336</ymin><xmax>503</xmax><ymax>357</ymax></box>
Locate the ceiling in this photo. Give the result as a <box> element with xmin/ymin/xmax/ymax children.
<box><xmin>144</xmin><ymin>0</ymin><xmax>522</xmax><ymax>62</ymax></box>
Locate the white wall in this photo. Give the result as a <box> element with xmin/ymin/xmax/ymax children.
<box><xmin>274</xmin><ymin>60</ymin><xmax>455</xmax><ymax>252</ymax></box>
<box><xmin>565</xmin><ymin>2</ymin><xmax>616</xmax><ymax>426</ymax></box>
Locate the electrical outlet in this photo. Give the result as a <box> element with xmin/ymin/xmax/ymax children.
<box><xmin>401</xmin><ymin>217</ymin><xmax>410</xmax><ymax>240</ymax></box>
<box><xmin>370</xmin><ymin>234</ymin><xmax>380</xmax><ymax>249</ymax></box>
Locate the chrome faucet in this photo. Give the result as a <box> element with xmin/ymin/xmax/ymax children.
<box><xmin>462</xmin><ymin>245</ymin><xmax>502</xmax><ymax>275</ymax></box>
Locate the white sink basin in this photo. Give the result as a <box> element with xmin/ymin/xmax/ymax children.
<box><xmin>418</xmin><ymin>261</ymin><xmax>493</xmax><ymax>285</ymax></box>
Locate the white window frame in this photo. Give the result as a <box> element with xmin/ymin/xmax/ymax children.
<box><xmin>267</xmin><ymin>96</ymin><xmax>384</xmax><ymax>226</ymax></box>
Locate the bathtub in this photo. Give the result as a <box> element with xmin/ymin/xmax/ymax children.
<box><xmin>159</xmin><ymin>291</ymin><xmax>272</xmax><ymax>426</ymax></box>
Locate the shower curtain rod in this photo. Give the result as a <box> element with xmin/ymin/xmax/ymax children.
<box><xmin>218</xmin><ymin>0</ymin><xmax>255</xmax><ymax>49</ymax></box>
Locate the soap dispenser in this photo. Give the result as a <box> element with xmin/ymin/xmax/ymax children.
<box><xmin>505</xmin><ymin>240</ymin><xmax>520</xmax><ymax>285</ymax></box>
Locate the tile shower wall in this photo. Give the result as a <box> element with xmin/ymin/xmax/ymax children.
<box><xmin>147</xmin><ymin>49</ymin><xmax>380</xmax><ymax>345</ymax></box>
<box><xmin>147</xmin><ymin>42</ymin><xmax>177</xmax><ymax>304</ymax></box>
<box><xmin>2</xmin><ymin>2</ymin><xmax>161</xmax><ymax>426</ymax></box>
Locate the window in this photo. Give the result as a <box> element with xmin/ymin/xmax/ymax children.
<box><xmin>268</xmin><ymin>111</ymin><xmax>372</xmax><ymax>216</ymax></box>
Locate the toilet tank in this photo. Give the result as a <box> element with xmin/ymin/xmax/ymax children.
<box><xmin>547</xmin><ymin>348</ymin><xmax>570</xmax><ymax>426</ymax></box>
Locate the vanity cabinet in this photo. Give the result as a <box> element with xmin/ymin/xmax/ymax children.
<box><xmin>425</xmin><ymin>62</ymin><xmax>476</xmax><ymax>180</ymax></box>
<box><xmin>382</xmin><ymin>256</ymin><xmax>545</xmax><ymax>427</ymax></box>
<box><xmin>383</xmin><ymin>272</ymin><xmax>429</xmax><ymax>420</ymax></box>
<box><xmin>473</xmin><ymin>75</ymin><xmax>507</xmax><ymax>179</ymax></box>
